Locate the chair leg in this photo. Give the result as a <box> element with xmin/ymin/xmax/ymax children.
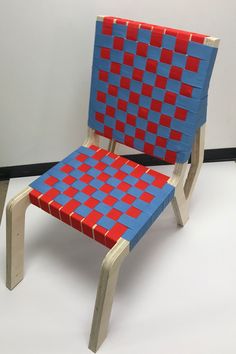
<box><xmin>169</xmin><ymin>163</ymin><xmax>189</xmax><ymax>226</ymax></box>
<box><xmin>108</xmin><ymin>139</ymin><xmax>116</xmax><ymax>153</ymax></box>
<box><xmin>89</xmin><ymin>238</ymin><xmax>129</xmax><ymax>352</ymax></box>
<box><xmin>6</xmin><ymin>187</ymin><xmax>31</xmax><ymax>290</ymax></box>
<box><xmin>170</xmin><ymin>125</ymin><xmax>205</xmax><ymax>227</ymax></box>
<box><xmin>171</xmin><ymin>186</ymin><xmax>189</xmax><ymax>226</ymax></box>
<box><xmin>184</xmin><ymin>124</ymin><xmax>205</xmax><ymax>200</ymax></box>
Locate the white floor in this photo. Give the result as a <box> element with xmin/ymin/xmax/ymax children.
<box><xmin>0</xmin><ymin>162</ymin><xmax>236</xmax><ymax>354</ymax></box>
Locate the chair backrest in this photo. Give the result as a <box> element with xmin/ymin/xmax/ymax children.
<box><xmin>88</xmin><ymin>16</ymin><xmax>219</xmax><ymax>163</ymax></box>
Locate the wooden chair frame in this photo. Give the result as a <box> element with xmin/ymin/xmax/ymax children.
<box><xmin>5</xmin><ymin>31</ymin><xmax>219</xmax><ymax>351</ymax></box>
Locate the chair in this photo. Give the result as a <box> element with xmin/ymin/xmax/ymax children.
<box><xmin>6</xmin><ymin>16</ymin><xmax>219</xmax><ymax>352</ymax></box>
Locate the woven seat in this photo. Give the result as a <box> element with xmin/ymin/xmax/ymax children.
<box><xmin>29</xmin><ymin>145</ymin><xmax>174</xmax><ymax>249</ymax></box>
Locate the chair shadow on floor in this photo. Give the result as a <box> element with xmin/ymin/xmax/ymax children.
<box><xmin>23</xmin><ymin>204</ymin><xmax>180</xmax><ymax>296</ymax></box>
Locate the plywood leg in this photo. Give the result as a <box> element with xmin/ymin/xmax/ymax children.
<box><xmin>89</xmin><ymin>239</ymin><xmax>129</xmax><ymax>352</ymax></box>
<box><xmin>108</xmin><ymin>139</ymin><xmax>116</xmax><ymax>153</ymax></box>
<box><xmin>169</xmin><ymin>163</ymin><xmax>189</xmax><ymax>226</ymax></box>
<box><xmin>171</xmin><ymin>186</ymin><xmax>189</xmax><ymax>226</ymax></box>
<box><xmin>184</xmin><ymin>125</ymin><xmax>205</xmax><ymax>200</ymax></box>
<box><xmin>169</xmin><ymin>125</ymin><xmax>205</xmax><ymax>227</ymax></box>
<box><xmin>6</xmin><ymin>187</ymin><xmax>31</xmax><ymax>290</ymax></box>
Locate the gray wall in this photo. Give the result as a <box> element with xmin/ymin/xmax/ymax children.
<box><xmin>0</xmin><ymin>0</ymin><xmax>235</xmax><ymax>166</ymax></box>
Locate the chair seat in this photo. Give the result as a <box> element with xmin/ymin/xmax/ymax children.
<box><xmin>29</xmin><ymin>145</ymin><xmax>174</xmax><ymax>249</ymax></box>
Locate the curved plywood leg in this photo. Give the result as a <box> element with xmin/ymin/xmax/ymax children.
<box><xmin>89</xmin><ymin>238</ymin><xmax>129</xmax><ymax>352</ymax></box>
<box><xmin>171</xmin><ymin>186</ymin><xmax>189</xmax><ymax>226</ymax></box>
<box><xmin>169</xmin><ymin>163</ymin><xmax>189</xmax><ymax>226</ymax></box>
<box><xmin>170</xmin><ymin>124</ymin><xmax>205</xmax><ymax>227</ymax></box>
<box><xmin>6</xmin><ymin>187</ymin><xmax>31</xmax><ymax>290</ymax></box>
<box><xmin>184</xmin><ymin>124</ymin><xmax>205</xmax><ymax>200</ymax></box>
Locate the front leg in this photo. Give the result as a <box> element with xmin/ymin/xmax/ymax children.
<box><xmin>89</xmin><ymin>238</ymin><xmax>129</xmax><ymax>352</ymax></box>
<box><xmin>6</xmin><ymin>187</ymin><xmax>31</xmax><ymax>290</ymax></box>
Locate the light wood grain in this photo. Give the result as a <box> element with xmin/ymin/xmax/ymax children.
<box><xmin>0</xmin><ymin>180</ymin><xmax>9</xmax><ymax>224</ymax></box>
<box><xmin>108</xmin><ymin>139</ymin><xmax>117</xmax><ymax>153</ymax></box>
<box><xmin>6</xmin><ymin>187</ymin><xmax>32</xmax><ymax>290</ymax></box>
<box><xmin>96</xmin><ymin>15</ymin><xmax>104</xmax><ymax>22</ymax></box>
<box><xmin>169</xmin><ymin>124</ymin><xmax>206</xmax><ymax>226</ymax></box>
<box><xmin>168</xmin><ymin>163</ymin><xmax>189</xmax><ymax>226</ymax></box>
<box><xmin>204</xmin><ymin>36</ymin><xmax>220</xmax><ymax>48</ymax></box>
<box><xmin>89</xmin><ymin>238</ymin><xmax>129</xmax><ymax>352</ymax></box>
<box><xmin>83</xmin><ymin>128</ymin><xmax>99</xmax><ymax>147</ymax></box>
<box><xmin>184</xmin><ymin>124</ymin><xmax>205</xmax><ymax>200</ymax></box>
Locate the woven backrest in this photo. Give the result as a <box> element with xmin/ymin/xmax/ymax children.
<box><xmin>88</xmin><ymin>16</ymin><xmax>218</xmax><ymax>163</ymax></box>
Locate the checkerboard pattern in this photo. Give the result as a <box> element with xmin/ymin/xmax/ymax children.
<box><xmin>29</xmin><ymin>145</ymin><xmax>174</xmax><ymax>249</ymax></box>
<box><xmin>88</xmin><ymin>16</ymin><xmax>218</xmax><ymax>163</ymax></box>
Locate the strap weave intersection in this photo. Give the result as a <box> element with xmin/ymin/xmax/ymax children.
<box><xmin>29</xmin><ymin>145</ymin><xmax>174</xmax><ymax>249</ymax></box>
<box><xmin>88</xmin><ymin>17</ymin><xmax>218</xmax><ymax>163</ymax></box>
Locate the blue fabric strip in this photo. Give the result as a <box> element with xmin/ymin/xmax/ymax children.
<box><xmin>88</xmin><ymin>19</ymin><xmax>218</xmax><ymax>164</ymax></box>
